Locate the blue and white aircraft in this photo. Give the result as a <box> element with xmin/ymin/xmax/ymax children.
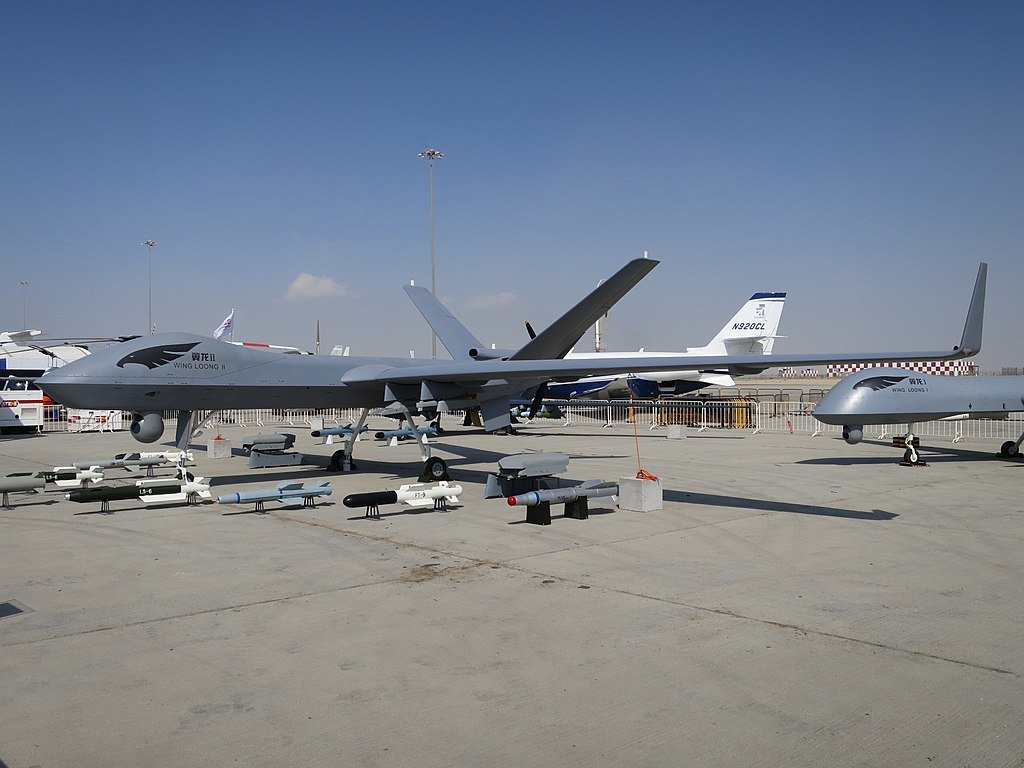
<box><xmin>544</xmin><ymin>292</ymin><xmax>787</xmax><ymax>400</ymax></box>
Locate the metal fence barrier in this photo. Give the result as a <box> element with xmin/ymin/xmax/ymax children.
<box><xmin>20</xmin><ymin>399</ymin><xmax>1024</xmax><ymax>445</ymax></box>
<box><xmin>549</xmin><ymin>399</ymin><xmax>1024</xmax><ymax>443</ymax></box>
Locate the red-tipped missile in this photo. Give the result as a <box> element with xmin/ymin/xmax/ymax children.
<box><xmin>507</xmin><ymin>484</ymin><xmax>617</xmax><ymax>507</ymax></box>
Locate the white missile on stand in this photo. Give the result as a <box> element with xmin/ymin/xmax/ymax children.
<box><xmin>38</xmin><ymin>466</ymin><xmax>105</xmax><ymax>488</ymax></box>
<box><xmin>392</xmin><ymin>481</ymin><xmax>462</xmax><ymax>507</ymax></box>
<box><xmin>136</xmin><ymin>472</ymin><xmax>211</xmax><ymax>505</ymax></box>
<box><xmin>73</xmin><ymin>455</ymin><xmax>170</xmax><ymax>472</ymax></box>
<box><xmin>72</xmin><ymin>449</ymin><xmax>194</xmax><ymax>470</ymax></box>
<box><xmin>343</xmin><ymin>481</ymin><xmax>463</xmax><ymax>517</ymax></box>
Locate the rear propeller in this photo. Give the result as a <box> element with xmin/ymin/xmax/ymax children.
<box><xmin>523</xmin><ymin>320</ymin><xmax>547</xmax><ymax>418</ymax></box>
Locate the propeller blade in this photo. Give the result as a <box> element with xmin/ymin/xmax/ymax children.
<box><xmin>528</xmin><ymin>382</ymin><xmax>548</xmax><ymax>419</ymax></box>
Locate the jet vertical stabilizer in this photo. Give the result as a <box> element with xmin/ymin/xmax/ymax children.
<box><xmin>403</xmin><ymin>284</ymin><xmax>490</xmax><ymax>361</ymax></box>
<box><xmin>406</xmin><ymin>257</ymin><xmax>660</xmax><ymax>426</ymax></box>
<box><xmin>688</xmin><ymin>292</ymin><xmax>787</xmax><ymax>356</ymax></box>
<box><xmin>405</xmin><ymin>257</ymin><xmax>660</xmax><ymax>363</ymax></box>
<box><xmin>548</xmin><ymin>290</ymin><xmax>787</xmax><ymax>399</ymax></box>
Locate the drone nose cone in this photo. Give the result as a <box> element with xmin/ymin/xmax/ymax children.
<box><xmin>38</xmin><ymin>367</ymin><xmax>75</xmax><ymax>390</ymax></box>
<box><xmin>36</xmin><ymin>376</ymin><xmax>75</xmax><ymax>406</ymax></box>
<box><xmin>809</xmin><ymin>389</ymin><xmax>844</xmax><ymax>424</ymax></box>
<box><xmin>37</xmin><ymin>356</ymin><xmax>105</xmax><ymax>407</ymax></box>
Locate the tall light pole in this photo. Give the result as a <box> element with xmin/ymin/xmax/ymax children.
<box><xmin>141</xmin><ymin>240</ymin><xmax>157</xmax><ymax>334</ymax></box>
<box><xmin>18</xmin><ymin>281</ymin><xmax>28</xmax><ymax>329</ymax></box>
<box><xmin>418</xmin><ymin>148</ymin><xmax>444</xmax><ymax>358</ymax></box>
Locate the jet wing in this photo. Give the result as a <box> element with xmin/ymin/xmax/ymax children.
<box><xmin>404</xmin><ymin>257</ymin><xmax>659</xmax><ymax>362</ymax></box>
<box><xmin>339</xmin><ymin>345</ymin><xmax>975</xmax><ymax>387</ymax></box>
<box><xmin>348</xmin><ymin>260</ymin><xmax>986</xmax><ymax>387</ymax></box>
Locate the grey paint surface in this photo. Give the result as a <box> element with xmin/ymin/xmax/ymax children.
<box><xmin>1</xmin><ymin>423</ymin><xmax>1022</xmax><ymax>767</ymax></box>
<box><xmin>815</xmin><ymin>367</ymin><xmax>1024</xmax><ymax>425</ymax></box>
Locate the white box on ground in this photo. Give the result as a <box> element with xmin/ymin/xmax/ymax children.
<box><xmin>208</xmin><ymin>438</ymin><xmax>232</xmax><ymax>459</ymax></box>
<box><xmin>617</xmin><ymin>477</ymin><xmax>663</xmax><ymax>511</ymax></box>
<box><xmin>667</xmin><ymin>425</ymin><xmax>687</xmax><ymax>439</ymax></box>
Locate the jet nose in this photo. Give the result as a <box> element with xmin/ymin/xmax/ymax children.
<box><xmin>37</xmin><ymin>368</ymin><xmax>92</xmax><ymax>408</ymax></box>
<box><xmin>38</xmin><ymin>369</ymin><xmax>70</xmax><ymax>390</ymax></box>
<box><xmin>808</xmin><ymin>390</ymin><xmax>842</xmax><ymax>423</ymax></box>
<box><xmin>37</xmin><ymin>376</ymin><xmax>72</xmax><ymax>404</ymax></box>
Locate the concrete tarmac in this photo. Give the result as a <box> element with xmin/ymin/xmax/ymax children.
<box><xmin>1</xmin><ymin>422</ymin><xmax>1022</xmax><ymax>767</ymax></box>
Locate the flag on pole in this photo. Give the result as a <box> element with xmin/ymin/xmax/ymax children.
<box><xmin>214</xmin><ymin>309</ymin><xmax>234</xmax><ymax>340</ymax></box>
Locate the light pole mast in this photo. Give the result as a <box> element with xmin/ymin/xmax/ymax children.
<box><xmin>19</xmin><ymin>281</ymin><xmax>28</xmax><ymax>329</ymax></box>
<box><xmin>141</xmin><ymin>240</ymin><xmax>157</xmax><ymax>334</ymax></box>
<box><xmin>418</xmin><ymin>148</ymin><xmax>444</xmax><ymax>358</ymax></box>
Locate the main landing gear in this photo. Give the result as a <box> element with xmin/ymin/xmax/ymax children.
<box><xmin>999</xmin><ymin>432</ymin><xmax>1023</xmax><ymax>458</ymax></box>
<box><xmin>897</xmin><ymin>430</ymin><xmax>1023</xmax><ymax>463</ymax></box>
<box><xmin>327</xmin><ymin>406</ymin><xmax>450</xmax><ymax>481</ymax></box>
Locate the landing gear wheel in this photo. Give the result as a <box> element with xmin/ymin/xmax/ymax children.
<box><xmin>903</xmin><ymin>448</ymin><xmax>915</xmax><ymax>464</ymax></box>
<box><xmin>419</xmin><ymin>456</ymin><xmax>450</xmax><ymax>482</ymax></box>
<box><xmin>1000</xmin><ymin>440</ymin><xmax>1019</xmax><ymax>458</ymax></box>
<box><xmin>329</xmin><ymin>450</ymin><xmax>357</xmax><ymax>471</ymax></box>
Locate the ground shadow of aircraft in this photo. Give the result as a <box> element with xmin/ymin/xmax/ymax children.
<box><xmin>662</xmin><ymin>489</ymin><xmax>897</xmax><ymax>521</ymax></box>
<box><xmin>797</xmin><ymin>437</ymin><xmax>1024</xmax><ymax>466</ymax></box>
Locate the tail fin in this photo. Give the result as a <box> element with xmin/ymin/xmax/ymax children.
<box><xmin>688</xmin><ymin>292</ymin><xmax>786</xmax><ymax>355</ymax></box>
<box><xmin>404</xmin><ymin>257</ymin><xmax>660</xmax><ymax>362</ymax></box>
<box><xmin>404</xmin><ymin>284</ymin><xmax>488</xmax><ymax>361</ymax></box>
<box><xmin>955</xmin><ymin>262</ymin><xmax>986</xmax><ymax>357</ymax></box>
<box><xmin>511</xmin><ymin>257</ymin><xmax>659</xmax><ymax>360</ymax></box>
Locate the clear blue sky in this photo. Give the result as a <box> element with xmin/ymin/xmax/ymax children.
<box><xmin>3</xmin><ymin>1</ymin><xmax>1022</xmax><ymax>368</ymax></box>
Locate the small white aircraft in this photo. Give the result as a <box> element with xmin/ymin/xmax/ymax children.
<box><xmin>544</xmin><ymin>291</ymin><xmax>787</xmax><ymax>399</ymax></box>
